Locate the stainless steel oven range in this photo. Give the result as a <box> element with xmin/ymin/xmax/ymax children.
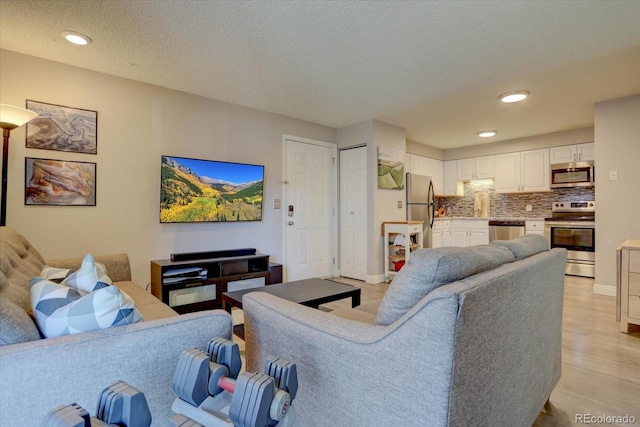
<box><xmin>544</xmin><ymin>200</ymin><xmax>595</xmax><ymax>278</ymax></box>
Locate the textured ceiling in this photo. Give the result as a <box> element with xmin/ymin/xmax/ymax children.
<box><xmin>1</xmin><ymin>0</ymin><xmax>639</xmax><ymax>149</ymax></box>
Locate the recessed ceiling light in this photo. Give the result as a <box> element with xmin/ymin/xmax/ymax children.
<box><xmin>499</xmin><ymin>90</ymin><xmax>530</xmax><ymax>103</ymax></box>
<box><xmin>478</xmin><ymin>130</ymin><xmax>497</xmax><ymax>138</ymax></box>
<box><xmin>61</xmin><ymin>31</ymin><xmax>92</xmax><ymax>46</ymax></box>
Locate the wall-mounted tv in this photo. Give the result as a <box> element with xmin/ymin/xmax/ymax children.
<box><xmin>160</xmin><ymin>155</ymin><xmax>264</xmax><ymax>223</ymax></box>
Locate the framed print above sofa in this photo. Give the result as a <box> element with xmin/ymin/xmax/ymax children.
<box><xmin>25</xmin><ymin>100</ymin><xmax>98</xmax><ymax>154</ymax></box>
<box><xmin>25</xmin><ymin>157</ymin><xmax>96</xmax><ymax>206</ymax></box>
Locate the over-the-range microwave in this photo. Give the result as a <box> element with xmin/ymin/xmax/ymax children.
<box><xmin>550</xmin><ymin>161</ymin><xmax>594</xmax><ymax>188</ymax></box>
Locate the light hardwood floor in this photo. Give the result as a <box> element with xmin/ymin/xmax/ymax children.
<box><xmin>234</xmin><ymin>276</ymin><xmax>640</xmax><ymax>426</ymax></box>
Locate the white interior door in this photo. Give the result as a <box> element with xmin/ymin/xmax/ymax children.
<box><xmin>339</xmin><ymin>146</ymin><xmax>367</xmax><ymax>281</ymax></box>
<box><xmin>284</xmin><ymin>137</ymin><xmax>336</xmax><ymax>281</ymax></box>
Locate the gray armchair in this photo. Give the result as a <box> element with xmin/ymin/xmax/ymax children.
<box><xmin>242</xmin><ymin>240</ymin><xmax>566</xmax><ymax>427</ymax></box>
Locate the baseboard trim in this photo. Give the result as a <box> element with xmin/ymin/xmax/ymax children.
<box><xmin>593</xmin><ymin>283</ymin><xmax>616</xmax><ymax>296</ymax></box>
<box><xmin>366</xmin><ymin>273</ymin><xmax>385</xmax><ymax>284</ymax></box>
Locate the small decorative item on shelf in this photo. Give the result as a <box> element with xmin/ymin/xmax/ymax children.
<box><xmin>393</xmin><ymin>233</ymin><xmax>406</xmax><ymax>246</ymax></box>
<box><xmin>393</xmin><ymin>260</ymin><xmax>405</xmax><ymax>271</ymax></box>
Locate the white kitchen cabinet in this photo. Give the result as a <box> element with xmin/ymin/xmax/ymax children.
<box><xmin>443</xmin><ymin>161</ymin><xmax>463</xmax><ymax>196</ymax></box>
<box><xmin>550</xmin><ymin>142</ymin><xmax>594</xmax><ymax>164</ymax></box>
<box><xmin>404</xmin><ymin>152</ymin><xmax>412</xmax><ymax>173</ymax></box>
<box><xmin>429</xmin><ymin>159</ymin><xmax>444</xmax><ymax>197</ymax></box>
<box><xmin>431</xmin><ymin>220</ymin><xmax>451</xmax><ymax>249</ymax></box>
<box><xmin>525</xmin><ymin>220</ymin><xmax>545</xmax><ymax>236</ymax></box>
<box><xmin>495</xmin><ymin>148</ymin><xmax>550</xmax><ymax>193</ymax></box>
<box><xmin>409</xmin><ymin>154</ymin><xmax>444</xmax><ymax>196</ymax></box>
<box><xmin>450</xmin><ymin>220</ymin><xmax>489</xmax><ymax>247</ymax></box>
<box><xmin>617</xmin><ymin>240</ymin><xmax>640</xmax><ymax>333</ymax></box>
<box><xmin>457</xmin><ymin>156</ymin><xmax>495</xmax><ymax>181</ymax></box>
<box><xmin>382</xmin><ymin>221</ymin><xmax>424</xmax><ymax>282</ymax></box>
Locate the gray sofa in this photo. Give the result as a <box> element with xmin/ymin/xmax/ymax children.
<box><xmin>243</xmin><ymin>235</ymin><xmax>567</xmax><ymax>427</ymax></box>
<box><xmin>0</xmin><ymin>226</ymin><xmax>233</xmax><ymax>426</ymax></box>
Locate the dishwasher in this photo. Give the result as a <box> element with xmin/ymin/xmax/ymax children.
<box><xmin>489</xmin><ymin>220</ymin><xmax>525</xmax><ymax>242</ymax></box>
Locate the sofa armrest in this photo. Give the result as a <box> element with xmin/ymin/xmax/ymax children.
<box><xmin>46</xmin><ymin>253</ymin><xmax>132</xmax><ymax>282</ymax></box>
<box><xmin>242</xmin><ymin>291</ymin><xmax>460</xmax><ymax>427</ymax></box>
<box><xmin>0</xmin><ymin>310</ymin><xmax>232</xmax><ymax>426</ymax></box>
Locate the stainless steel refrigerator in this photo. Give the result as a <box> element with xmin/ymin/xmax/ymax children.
<box><xmin>406</xmin><ymin>173</ymin><xmax>435</xmax><ymax>248</ymax></box>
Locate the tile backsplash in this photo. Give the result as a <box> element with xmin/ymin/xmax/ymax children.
<box><xmin>437</xmin><ymin>181</ymin><xmax>595</xmax><ymax>218</ymax></box>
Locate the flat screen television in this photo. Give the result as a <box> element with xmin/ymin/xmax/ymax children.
<box><xmin>160</xmin><ymin>155</ymin><xmax>264</xmax><ymax>223</ymax></box>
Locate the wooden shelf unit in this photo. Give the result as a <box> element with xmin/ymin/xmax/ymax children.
<box><xmin>382</xmin><ymin>221</ymin><xmax>424</xmax><ymax>282</ymax></box>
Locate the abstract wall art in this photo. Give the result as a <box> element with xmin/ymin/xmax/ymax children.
<box><xmin>377</xmin><ymin>146</ymin><xmax>405</xmax><ymax>190</ymax></box>
<box><xmin>25</xmin><ymin>100</ymin><xmax>97</xmax><ymax>154</ymax></box>
<box><xmin>25</xmin><ymin>158</ymin><xmax>96</xmax><ymax>206</ymax></box>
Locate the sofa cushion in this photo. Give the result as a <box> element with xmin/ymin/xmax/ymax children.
<box><xmin>0</xmin><ymin>227</ymin><xmax>46</xmax><ymax>312</ymax></box>
<box><xmin>0</xmin><ymin>297</ymin><xmax>42</xmax><ymax>344</ymax></box>
<box><xmin>375</xmin><ymin>245</ymin><xmax>515</xmax><ymax>325</ymax></box>
<box><xmin>30</xmin><ymin>278</ymin><xmax>143</xmax><ymax>338</ymax></box>
<box><xmin>491</xmin><ymin>234</ymin><xmax>549</xmax><ymax>260</ymax></box>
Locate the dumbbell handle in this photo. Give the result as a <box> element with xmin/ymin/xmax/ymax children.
<box><xmin>218</xmin><ymin>376</ymin><xmax>236</xmax><ymax>394</ymax></box>
<box><xmin>219</xmin><ymin>375</ymin><xmax>292</xmax><ymax>422</ymax></box>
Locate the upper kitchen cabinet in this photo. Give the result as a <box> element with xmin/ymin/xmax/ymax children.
<box><xmin>550</xmin><ymin>142</ymin><xmax>594</xmax><ymax>164</ymax></box>
<box><xmin>408</xmin><ymin>154</ymin><xmax>444</xmax><ymax>196</ymax></box>
<box><xmin>494</xmin><ymin>148</ymin><xmax>550</xmax><ymax>193</ymax></box>
<box><xmin>443</xmin><ymin>160</ymin><xmax>463</xmax><ymax>196</ymax></box>
<box><xmin>457</xmin><ymin>156</ymin><xmax>495</xmax><ymax>181</ymax></box>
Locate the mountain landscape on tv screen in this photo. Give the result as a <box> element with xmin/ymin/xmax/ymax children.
<box><xmin>161</xmin><ymin>157</ymin><xmax>263</xmax><ymax>223</ymax></box>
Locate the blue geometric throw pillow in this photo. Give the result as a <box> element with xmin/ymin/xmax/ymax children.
<box><xmin>29</xmin><ymin>277</ymin><xmax>143</xmax><ymax>338</ymax></box>
<box><xmin>61</xmin><ymin>253</ymin><xmax>111</xmax><ymax>292</ymax></box>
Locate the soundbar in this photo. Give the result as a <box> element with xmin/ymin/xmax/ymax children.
<box><xmin>171</xmin><ymin>248</ymin><xmax>257</xmax><ymax>262</ymax></box>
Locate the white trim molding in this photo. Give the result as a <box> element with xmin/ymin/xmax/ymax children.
<box><xmin>593</xmin><ymin>283</ymin><xmax>616</xmax><ymax>296</ymax></box>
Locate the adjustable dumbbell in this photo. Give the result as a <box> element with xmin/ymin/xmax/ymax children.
<box><xmin>172</xmin><ymin>337</ymin><xmax>297</xmax><ymax>427</ymax></box>
<box><xmin>206</xmin><ymin>351</ymin><xmax>297</xmax><ymax>426</ymax></box>
<box><xmin>43</xmin><ymin>381</ymin><xmax>151</xmax><ymax>427</ymax></box>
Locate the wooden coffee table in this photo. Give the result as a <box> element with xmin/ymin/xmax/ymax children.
<box><xmin>222</xmin><ymin>278</ymin><xmax>361</xmax><ymax>339</ymax></box>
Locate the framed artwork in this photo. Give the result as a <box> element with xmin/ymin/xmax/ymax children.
<box><xmin>377</xmin><ymin>146</ymin><xmax>405</xmax><ymax>190</ymax></box>
<box><xmin>25</xmin><ymin>157</ymin><xmax>96</xmax><ymax>206</ymax></box>
<box><xmin>25</xmin><ymin>100</ymin><xmax>98</xmax><ymax>154</ymax></box>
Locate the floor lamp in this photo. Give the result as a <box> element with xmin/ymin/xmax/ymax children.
<box><xmin>0</xmin><ymin>104</ymin><xmax>38</xmax><ymax>226</ymax></box>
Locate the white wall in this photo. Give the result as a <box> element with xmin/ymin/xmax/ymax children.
<box><xmin>371</xmin><ymin>120</ymin><xmax>406</xmax><ymax>279</ymax></box>
<box><xmin>336</xmin><ymin>120</ymin><xmax>372</xmax><ymax>150</ymax></box>
<box><xmin>594</xmin><ymin>94</ymin><xmax>640</xmax><ymax>294</ymax></box>
<box><xmin>0</xmin><ymin>50</ymin><xmax>336</xmax><ymax>285</ymax></box>
<box><xmin>406</xmin><ymin>139</ymin><xmax>444</xmax><ymax>160</ymax></box>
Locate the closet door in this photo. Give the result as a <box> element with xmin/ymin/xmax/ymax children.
<box><xmin>340</xmin><ymin>146</ymin><xmax>367</xmax><ymax>281</ymax></box>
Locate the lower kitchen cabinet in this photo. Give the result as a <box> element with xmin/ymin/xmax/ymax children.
<box><xmin>449</xmin><ymin>220</ymin><xmax>489</xmax><ymax>247</ymax></box>
<box><xmin>432</xmin><ymin>220</ymin><xmax>451</xmax><ymax>248</ymax></box>
<box><xmin>618</xmin><ymin>240</ymin><xmax>640</xmax><ymax>333</ymax></box>
<box><xmin>525</xmin><ymin>220</ymin><xmax>545</xmax><ymax>236</ymax></box>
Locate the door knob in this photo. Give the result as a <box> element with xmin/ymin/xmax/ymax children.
<box><xmin>288</xmin><ymin>221</ymin><xmax>295</xmax><ymax>226</ymax></box>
